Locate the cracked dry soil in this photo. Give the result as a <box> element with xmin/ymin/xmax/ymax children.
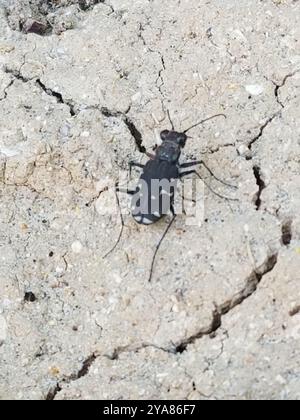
<box><xmin>0</xmin><ymin>0</ymin><xmax>300</xmax><ymax>401</ymax></box>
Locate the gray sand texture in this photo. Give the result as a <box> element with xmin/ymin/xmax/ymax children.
<box><xmin>0</xmin><ymin>0</ymin><xmax>299</xmax><ymax>400</ymax></box>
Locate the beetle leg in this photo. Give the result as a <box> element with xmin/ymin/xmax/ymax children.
<box><xmin>146</xmin><ymin>152</ymin><xmax>156</xmax><ymax>160</ymax></box>
<box><xmin>180</xmin><ymin>170</ymin><xmax>198</xmax><ymax>178</ymax></box>
<box><xmin>116</xmin><ymin>187</ymin><xmax>137</xmax><ymax>196</ymax></box>
<box><xmin>129</xmin><ymin>161</ymin><xmax>144</xmax><ymax>170</ymax></box>
<box><xmin>128</xmin><ymin>161</ymin><xmax>144</xmax><ymax>178</ymax></box>
<box><xmin>180</xmin><ymin>160</ymin><xmax>203</xmax><ymax>168</ymax></box>
<box><xmin>103</xmin><ymin>190</ymin><xmax>124</xmax><ymax>258</ymax></box>
<box><xmin>149</xmin><ymin>213</ymin><xmax>177</xmax><ymax>282</ymax></box>
<box><xmin>180</xmin><ymin>161</ymin><xmax>237</xmax><ymax>189</ymax></box>
<box><xmin>180</xmin><ymin>170</ymin><xmax>238</xmax><ymax>201</ymax></box>
<box><xmin>170</xmin><ymin>204</ymin><xmax>176</xmax><ymax>217</ymax></box>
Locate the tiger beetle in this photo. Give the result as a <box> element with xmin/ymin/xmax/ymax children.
<box><xmin>104</xmin><ymin>111</ymin><xmax>237</xmax><ymax>282</ymax></box>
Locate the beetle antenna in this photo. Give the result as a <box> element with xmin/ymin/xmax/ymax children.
<box><xmin>166</xmin><ymin>110</ymin><xmax>175</xmax><ymax>131</ymax></box>
<box><xmin>183</xmin><ymin>113</ymin><xmax>226</xmax><ymax>134</ymax></box>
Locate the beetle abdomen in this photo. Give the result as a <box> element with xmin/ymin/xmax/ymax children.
<box><xmin>133</xmin><ymin>212</ymin><xmax>161</xmax><ymax>225</ymax></box>
<box><xmin>131</xmin><ymin>161</ymin><xmax>178</xmax><ymax>225</ymax></box>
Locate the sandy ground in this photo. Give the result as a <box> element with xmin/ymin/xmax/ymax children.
<box><xmin>0</xmin><ymin>0</ymin><xmax>299</xmax><ymax>400</ymax></box>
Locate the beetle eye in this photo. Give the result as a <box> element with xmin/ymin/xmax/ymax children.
<box><xmin>178</xmin><ymin>134</ymin><xmax>187</xmax><ymax>146</ymax></box>
<box><xmin>160</xmin><ymin>130</ymin><xmax>169</xmax><ymax>141</ymax></box>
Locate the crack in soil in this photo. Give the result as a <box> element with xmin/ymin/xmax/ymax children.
<box><xmin>45</xmin><ymin>353</ymin><xmax>97</xmax><ymax>400</ymax></box>
<box><xmin>36</xmin><ymin>79</ymin><xmax>76</xmax><ymax>116</ymax></box>
<box><xmin>273</xmin><ymin>70</ymin><xmax>300</xmax><ymax>108</ymax></box>
<box><xmin>46</xmin><ymin>253</ymin><xmax>278</xmax><ymax>399</ymax></box>
<box><xmin>100</xmin><ymin>107</ymin><xmax>146</xmax><ymax>154</ymax></box>
<box><xmin>281</xmin><ymin>220</ymin><xmax>293</xmax><ymax>246</ymax></box>
<box><xmin>123</xmin><ymin>116</ymin><xmax>146</xmax><ymax>154</ymax></box>
<box><xmin>45</xmin><ymin>341</ymin><xmax>176</xmax><ymax>400</ymax></box>
<box><xmin>175</xmin><ymin>253</ymin><xmax>278</xmax><ymax>353</ymax></box>
<box><xmin>72</xmin><ymin>353</ymin><xmax>97</xmax><ymax>379</ymax></box>
<box><xmin>253</xmin><ymin>165</ymin><xmax>266</xmax><ymax>211</ymax></box>
<box><xmin>138</xmin><ymin>23</ymin><xmax>147</xmax><ymax>46</ymax></box>
<box><xmin>245</xmin><ymin>72</ymin><xmax>300</xmax><ymax>155</ymax></box>
<box><xmin>46</xmin><ymin>383</ymin><xmax>62</xmax><ymax>400</ymax></box>
<box><xmin>3</xmin><ymin>67</ymin><xmax>30</xmax><ymax>83</ymax></box>
<box><xmin>2</xmin><ymin>69</ymin><xmax>77</xmax><ymax>117</ymax></box>
<box><xmin>0</xmin><ymin>79</ymin><xmax>14</xmax><ymax>102</ymax></box>
<box><xmin>106</xmin><ymin>343</ymin><xmax>176</xmax><ymax>361</ymax></box>
<box><xmin>156</xmin><ymin>54</ymin><xmax>166</xmax><ymax>97</ymax></box>
<box><xmin>247</xmin><ymin>112</ymin><xmax>280</xmax><ymax>157</ymax></box>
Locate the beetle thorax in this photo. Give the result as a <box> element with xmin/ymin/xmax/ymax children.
<box><xmin>156</xmin><ymin>140</ymin><xmax>181</xmax><ymax>163</ymax></box>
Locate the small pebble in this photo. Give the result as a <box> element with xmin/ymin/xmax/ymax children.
<box><xmin>238</xmin><ymin>144</ymin><xmax>252</xmax><ymax>158</ymax></box>
<box><xmin>72</xmin><ymin>240</ymin><xmax>83</xmax><ymax>253</ymax></box>
<box><xmin>245</xmin><ymin>84</ymin><xmax>264</xmax><ymax>96</ymax></box>
<box><xmin>81</xmin><ymin>131</ymin><xmax>90</xmax><ymax>138</ymax></box>
<box><xmin>23</xmin><ymin>19</ymin><xmax>49</xmax><ymax>35</ymax></box>
<box><xmin>0</xmin><ymin>315</ymin><xmax>7</xmax><ymax>344</ymax></box>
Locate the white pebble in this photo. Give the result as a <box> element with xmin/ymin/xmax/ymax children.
<box><xmin>245</xmin><ymin>84</ymin><xmax>264</xmax><ymax>96</ymax></box>
<box><xmin>238</xmin><ymin>144</ymin><xmax>251</xmax><ymax>157</ymax></box>
<box><xmin>0</xmin><ymin>315</ymin><xmax>7</xmax><ymax>344</ymax></box>
<box><xmin>0</xmin><ymin>147</ymin><xmax>19</xmax><ymax>157</ymax></box>
<box><xmin>244</xmin><ymin>224</ymin><xmax>250</xmax><ymax>233</ymax></box>
<box><xmin>81</xmin><ymin>131</ymin><xmax>90</xmax><ymax>138</ymax></box>
<box><xmin>276</xmin><ymin>375</ymin><xmax>287</xmax><ymax>385</ymax></box>
<box><xmin>131</xmin><ymin>91</ymin><xmax>142</xmax><ymax>102</ymax></box>
<box><xmin>72</xmin><ymin>241</ymin><xmax>83</xmax><ymax>253</ymax></box>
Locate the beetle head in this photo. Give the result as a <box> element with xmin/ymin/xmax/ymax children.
<box><xmin>160</xmin><ymin>130</ymin><xmax>187</xmax><ymax>148</ymax></box>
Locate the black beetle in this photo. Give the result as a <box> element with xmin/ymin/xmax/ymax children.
<box><xmin>106</xmin><ymin>112</ymin><xmax>237</xmax><ymax>281</ymax></box>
